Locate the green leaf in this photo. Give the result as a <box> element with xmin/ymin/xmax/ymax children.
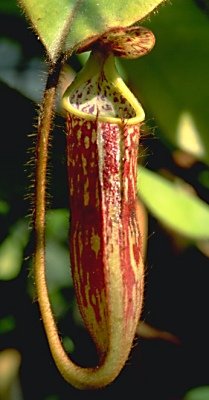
<box><xmin>46</xmin><ymin>240</ymin><xmax>72</xmax><ymax>291</ymax></box>
<box><xmin>18</xmin><ymin>0</ymin><xmax>165</xmax><ymax>62</ymax></box>
<box><xmin>46</xmin><ymin>208</ymin><xmax>69</xmax><ymax>242</ymax></box>
<box><xmin>0</xmin><ymin>38</ymin><xmax>46</xmax><ymax>102</ymax></box>
<box><xmin>0</xmin><ymin>0</ymin><xmax>20</xmax><ymax>14</ymax></box>
<box><xmin>137</xmin><ymin>167</ymin><xmax>209</xmax><ymax>240</ymax></box>
<box><xmin>0</xmin><ymin>220</ymin><xmax>29</xmax><ymax>281</ymax></box>
<box><xmin>45</xmin><ymin>209</ymin><xmax>72</xmax><ymax>291</ymax></box>
<box><xmin>122</xmin><ymin>0</ymin><xmax>209</xmax><ymax>164</ymax></box>
<box><xmin>0</xmin><ymin>315</ymin><xmax>15</xmax><ymax>334</ymax></box>
<box><xmin>44</xmin><ymin>396</ymin><xmax>60</xmax><ymax>400</ymax></box>
<box><xmin>0</xmin><ymin>200</ymin><xmax>9</xmax><ymax>215</ymax></box>
<box><xmin>48</xmin><ymin>289</ymin><xmax>70</xmax><ymax>318</ymax></box>
<box><xmin>183</xmin><ymin>386</ymin><xmax>209</xmax><ymax>400</ymax></box>
<box><xmin>62</xmin><ymin>336</ymin><xmax>75</xmax><ymax>353</ymax></box>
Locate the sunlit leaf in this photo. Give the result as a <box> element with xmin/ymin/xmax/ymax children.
<box><xmin>137</xmin><ymin>167</ymin><xmax>209</xmax><ymax>240</ymax></box>
<box><xmin>123</xmin><ymin>0</ymin><xmax>209</xmax><ymax>164</ymax></box>
<box><xmin>18</xmin><ymin>0</ymin><xmax>165</xmax><ymax>62</ymax></box>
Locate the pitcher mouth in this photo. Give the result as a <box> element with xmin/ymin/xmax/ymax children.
<box><xmin>62</xmin><ymin>51</ymin><xmax>145</xmax><ymax>126</ymax></box>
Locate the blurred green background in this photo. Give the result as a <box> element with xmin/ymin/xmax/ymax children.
<box><xmin>0</xmin><ymin>0</ymin><xmax>209</xmax><ymax>399</ymax></box>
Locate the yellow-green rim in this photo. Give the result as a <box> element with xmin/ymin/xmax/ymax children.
<box><xmin>62</xmin><ymin>51</ymin><xmax>145</xmax><ymax>126</ymax></box>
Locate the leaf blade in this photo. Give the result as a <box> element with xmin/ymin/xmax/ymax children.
<box><xmin>138</xmin><ymin>167</ymin><xmax>209</xmax><ymax>240</ymax></box>
<box><xmin>18</xmin><ymin>0</ymin><xmax>165</xmax><ymax>61</ymax></box>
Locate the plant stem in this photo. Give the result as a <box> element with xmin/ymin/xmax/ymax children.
<box><xmin>34</xmin><ymin>57</ymin><xmax>63</xmax><ymax>333</ymax></box>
